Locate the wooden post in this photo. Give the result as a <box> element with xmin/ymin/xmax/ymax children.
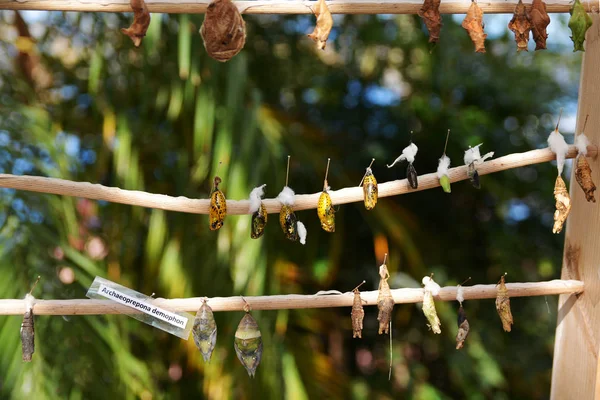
<box><xmin>551</xmin><ymin>14</ymin><xmax>600</xmax><ymax>399</ymax></box>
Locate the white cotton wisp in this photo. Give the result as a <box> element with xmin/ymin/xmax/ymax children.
<box><xmin>248</xmin><ymin>184</ymin><xmax>266</xmax><ymax>213</ymax></box>
<box><xmin>422</xmin><ymin>276</ymin><xmax>441</xmax><ymax>296</ymax></box>
<box><xmin>456</xmin><ymin>285</ymin><xmax>465</xmax><ymax>304</ymax></box>
<box><xmin>437</xmin><ymin>155</ymin><xmax>451</xmax><ymax>179</ymax></box>
<box><xmin>388</xmin><ymin>143</ymin><xmax>419</xmax><ymax>168</ymax></box>
<box><xmin>277</xmin><ymin>186</ymin><xmax>295</xmax><ymax>207</ymax></box>
<box><xmin>297</xmin><ymin>221</ymin><xmax>307</xmax><ymax>245</ymax></box>
<box><xmin>547</xmin><ymin>129</ymin><xmax>570</xmax><ymax>175</ymax></box>
<box><xmin>464</xmin><ymin>144</ymin><xmax>482</xmax><ymax>165</ymax></box>
<box><xmin>24</xmin><ymin>293</ymin><xmax>35</xmax><ymax>312</ymax></box>
<box><xmin>576</xmin><ymin>133</ymin><xmax>590</xmax><ymax>156</ymax></box>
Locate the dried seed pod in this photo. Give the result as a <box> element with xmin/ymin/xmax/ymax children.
<box><xmin>21</xmin><ymin>294</ymin><xmax>35</xmax><ymax>362</ymax></box>
<box><xmin>496</xmin><ymin>275</ymin><xmax>513</xmax><ymax>332</ymax></box>
<box><xmin>209</xmin><ymin>176</ymin><xmax>227</xmax><ymax>231</ymax></box>
<box><xmin>121</xmin><ymin>0</ymin><xmax>151</xmax><ymax>47</ymax></box>
<box><xmin>422</xmin><ymin>276</ymin><xmax>441</xmax><ymax>334</ymax></box>
<box><xmin>407</xmin><ymin>163</ymin><xmax>418</xmax><ymax>189</ymax></box>
<box><xmin>200</xmin><ymin>0</ymin><xmax>246</xmax><ymax>62</ymax></box>
<box><xmin>576</xmin><ymin>155</ymin><xmax>596</xmax><ymax>202</ymax></box>
<box><xmin>528</xmin><ymin>0</ymin><xmax>550</xmax><ymax>50</ymax></box>
<box><xmin>508</xmin><ymin>0</ymin><xmax>532</xmax><ymax>52</ymax></box>
<box><xmin>553</xmin><ymin>175</ymin><xmax>572</xmax><ymax>234</ymax></box>
<box><xmin>377</xmin><ymin>258</ymin><xmax>394</xmax><ymax>335</ymax></box>
<box><xmin>360</xmin><ymin>160</ymin><xmax>378</xmax><ymax>210</ymax></box>
<box><xmin>418</xmin><ymin>0</ymin><xmax>442</xmax><ymax>44</ymax></box>
<box><xmin>318</xmin><ymin>191</ymin><xmax>335</xmax><ymax>232</ymax></box>
<box><xmin>351</xmin><ymin>281</ymin><xmax>366</xmax><ymax>339</ymax></box>
<box><xmin>462</xmin><ymin>1</ymin><xmax>487</xmax><ymax>53</ymax></box>
<box><xmin>192</xmin><ymin>299</ymin><xmax>217</xmax><ymax>362</ymax></box>
<box><xmin>249</xmin><ymin>185</ymin><xmax>268</xmax><ymax>239</ymax></box>
<box><xmin>569</xmin><ymin>0</ymin><xmax>593</xmax><ymax>52</ymax></box>
<box><xmin>234</xmin><ymin>308</ymin><xmax>263</xmax><ymax>377</ymax></box>
<box><xmin>456</xmin><ymin>305</ymin><xmax>470</xmax><ymax>349</ymax></box>
<box><xmin>307</xmin><ymin>0</ymin><xmax>333</xmax><ymax>50</ymax></box>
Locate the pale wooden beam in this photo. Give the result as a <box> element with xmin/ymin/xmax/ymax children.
<box><xmin>551</xmin><ymin>14</ymin><xmax>600</xmax><ymax>400</ymax></box>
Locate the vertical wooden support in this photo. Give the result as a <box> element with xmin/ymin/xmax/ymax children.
<box><xmin>551</xmin><ymin>15</ymin><xmax>600</xmax><ymax>399</ymax></box>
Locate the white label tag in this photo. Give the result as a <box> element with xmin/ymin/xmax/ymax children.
<box><xmin>86</xmin><ymin>277</ymin><xmax>193</xmax><ymax>339</ymax></box>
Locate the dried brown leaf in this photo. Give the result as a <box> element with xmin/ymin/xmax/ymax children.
<box><xmin>351</xmin><ymin>289</ymin><xmax>365</xmax><ymax>338</ymax></box>
<box><xmin>527</xmin><ymin>0</ymin><xmax>550</xmax><ymax>50</ymax></box>
<box><xmin>575</xmin><ymin>155</ymin><xmax>596</xmax><ymax>202</ymax></box>
<box><xmin>496</xmin><ymin>275</ymin><xmax>513</xmax><ymax>332</ymax></box>
<box><xmin>455</xmin><ymin>305</ymin><xmax>469</xmax><ymax>349</ymax></box>
<box><xmin>553</xmin><ymin>175</ymin><xmax>572</xmax><ymax>234</ymax></box>
<box><xmin>418</xmin><ymin>0</ymin><xmax>442</xmax><ymax>44</ymax></box>
<box><xmin>462</xmin><ymin>1</ymin><xmax>487</xmax><ymax>53</ymax></box>
<box><xmin>121</xmin><ymin>0</ymin><xmax>151</xmax><ymax>47</ymax></box>
<box><xmin>508</xmin><ymin>0</ymin><xmax>532</xmax><ymax>52</ymax></box>
<box><xmin>377</xmin><ymin>263</ymin><xmax>394</xmax><ymax>335</ymax></box>
<box><xmin>308</xmin><ymin>0</ymin><xmax>334</xmax><ymax>50</ymax></box>
<box><xmin>200</xmin><ymin>0</ymin><xmax>246</xmax><ymax>62</ymax></box>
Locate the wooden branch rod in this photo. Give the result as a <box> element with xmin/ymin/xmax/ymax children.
<box><xmin>0</xmin><ymin>279</ymin><xmax>584</xmax><ymax>315</ymax></box>
<box><xmin>0</xmin><ymin>0</ymin><xmax>593</xmax><ymax>14</ymax></box>
<box><xmin>0</xmin><ymin>145</ymin><xmax>595</xmax><ymax>216</ymax></box>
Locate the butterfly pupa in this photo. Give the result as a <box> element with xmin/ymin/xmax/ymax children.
<box><xmin>574</xmin><ymin>116</ymin><xmax>596</xmax><ymax>202</ymax></box>
<box><xmin>464</xmin><ymin>144</ymin><xmax>493</xmax><ymax>189</ymax></box>
<box><xmin>192</xmin><ymin>298</ymin><xmax>217</xmax><ymax>362</ymax></box>
<box><xmin>387</xmin><ymin>138</ymin><xmax>419</xmax><ymax>189</ymax></box>
<box><xmin>209</xmin><ymin>176</ymin><xmax>227</xmax><ymax>231</ymax></box>
<box><xmin>437</xmin><ymin>130</ymin><xmax>452</xmax><ymax>193</ymax></box>
<box><xmin>377</xmin><ymin>255</ymin><xmax>394</xmax><ymax>335</ymax></box>
<box><xmin>249</xmin><ymin>184</ymin><xmax>268</xmax><ymax>239</ymax></box>
<box><xmin>21</xmin><ymin>276</ymin><xmax>40</xmax><ymax>362</ymax></box>
<box><xmin>422</xmin><ymin>275</ymin><xmax>441</xmax><ymax>334</ymax></box>
<box><xmin>351</xmin><ymin>281</ymin><xmax>366</xmax><ymax>338</ymax></box>
<box><xmin>553</xmin><ymin>175</ymin><xmax>571</xmax><ymax>234</ymax></box>
<box><xmin>317</xmin><ymin>158</ymin><xmax>335</xmax><ymax>233</ymax></box>
<box><xmin>278</xmin><ymin>157</ymin><xmax>307</xmax><ymax>244</ymax></box>
<box><xmin>496</xmin><ymin>274</ymin><xmax>513</xmax><ymax>332</ymax></box>
<box><xmin>359</xmin><ymin>159</ymin><xmax>378</xmax><ymax>210</ymax></box>
<box><xmin>234</xmin><ymin>301</ymin><xmax>263</xmax><ymax>377</ymax></box>
<box><xmin>455</xmin><ymin>279</ymin><xmax>470</xmax><ymax>349</ymax></box>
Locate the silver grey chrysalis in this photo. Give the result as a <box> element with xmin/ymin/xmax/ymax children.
<box><xmin>192</xmin><ymin>298</ymin><xmax>217</xmax><ymax>362</ymax></box>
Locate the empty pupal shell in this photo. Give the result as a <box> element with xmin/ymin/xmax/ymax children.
<box><xmin>209</xmin><ymin>176</ymin><xmax>227</xmax><ymax>231</ymax></box>
<box><xmin>251</xmin><ymin>203</ymin><xmax>268</xmax><ymax>239</ymax></box>
<box><xmin>279</xmin><ymin>205</ymin><xmax>299</xmax><ymax>241</ymax></box>
<box><xmin>20</xmin><ymin>298</ymin><xmax>35</xmax><ymax>362</ymax></box>
<box><xmin>362</xmin><ymin>168</ymin><xmax>378</xmax><ymax>210</ymax></box>
<box><xmin>192</xmin><ymin>300</ymin><xmax>217</xmax><ymax>362</ymax></box>
<box><xmin>455</xmin><ymin>305</ymin><xmax>469</xmax><ymax>349</ymax></box>
<box><xmin>575</xmin><ymin>155</ymin><xmax>596</xmax><ymax>202</ymax></box>
<box><xmin>351</xmin><ymin>289</ymin><xmax>365</xmax><ymax>339</ymax></box>
<box><xmin>377</xmin><ymin>263</ymin><xmax>394</xmax><ymax>335</ymax></box>
<box><xmin>496</xmin><ymin>275</ymin><xmax>513</xmax><ymax>332</ymax></box>
<box><xmin>317</xmin><ymin>189</ymin><xmax>335</xmax><ymax>232</ymax></box>
<box><xmin>234</xmin><ymin>312</ymin><xmax>263</xmax><ymax>377</ymax></box>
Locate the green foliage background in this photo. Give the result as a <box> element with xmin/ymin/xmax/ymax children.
<box><xmin>0</xmin><ymin>9</ymin><xmax>583</xmax><ymax>399</ymax></box>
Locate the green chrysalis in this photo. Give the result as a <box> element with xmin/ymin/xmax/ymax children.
<box><xmin>439</xmin><ymin>175</ymin><xmax>451</xmax><ymax>193</ymax></box>
<box><xmin>569</xmin><ymin>0</ymin><xmax>593</xmax><ymax>52</ymax></box>
<box><xmin>192</xmin><ymin>299</ymin><xmax>217</xmax><ymax>362</ymax></box>
<box><xmin>234</xmin><ymin>310</ymin><xmax>263</xmax><ymax>377</ymax></box>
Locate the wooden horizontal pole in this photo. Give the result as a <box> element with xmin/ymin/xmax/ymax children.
<box><xmin>0</xmin><ymin>145</ymin><xmax>595</xmax><ymax>216</ymax></box>
<box><xmin>0</xmin><ymin>0</ymin><xmax>593</xmax><ymax>15</ymax></box>
<box><xmin>0</xmin><ymin>279</ymin><xmax>584</xmax><ymax>315</ymax></box>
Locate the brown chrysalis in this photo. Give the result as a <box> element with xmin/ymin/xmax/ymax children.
<box><xmin>121</xmin><ymin>0</ymin><xmax>151</xmax><ymax>47</ymax></box>
<box><xmin>456</xmin><ymin>305</ymin><xmax>470</xmax><ymax>349</ymax></box>
<box><xmin>418</xmin><ymin>0</ymin><xmax>442</xmax><ymax>44</ymax></box>
<box><xmin>462</xmin><ymin>1</ymin><xmax>487</xmax><ymax>53</ymax></box>
<box><xmin>200</xmin><ymin>0</ymin><xmax>246</xmax><ymax>62</ymax></box>
<box><xmin>21</xmin><ymin>276</ymin><xmax>40</xmax><ymax>362</ymax></box>
<box><xmin>351</xmin><ymin>281</ymin><xmax>366</xmax><ymax>339</ymax></box>
<box><xmin>496</xmin><ymin>274</ymin><xmax>513</xmax><ymax>332</ymax></box>
<box><xmin>527</xmin><ymin>0</ymin><xmax>550</xmax><ymax>50</ymax></box>
<box><xmin>307</xmin><ymin>0</ymin><xmax>334</xmax><ymax>50</ymax></box>
<box><xmin>576</xmin><ymin>155</ymin><xmax>596</xmax><ymax>202</ymax></box>
<box><xmin>508</xmin><ymin>0</ymin><xmax>532</xmax><ymax>52</ymax></box>
<box><xmin>377</xmin><ymin>255</ymin><xmax>394</xmax><ymax>335</ymax></box>
<box><xmin>553</xmin><ymin>175</ymin><xmax>571</xmax><ymax>234</ymax></box>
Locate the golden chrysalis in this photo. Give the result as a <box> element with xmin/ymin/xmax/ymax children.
<box><xmin>360</xmin><ymin>159</ymin><xmax>378</xmax><ymax>210</ymax></box>
<box><xmin>422</xmin><ymin>275</ymin><xmax>441</xmax><ymax>334</ymax></box>
<box><xmin>456</xmin><ymin>305</ymin><xmax>470</xmax><ymax>350</ymax></box>
<box><xmin>200</xmin><ymin>0</ymin><xmax>246</xmax><ymax>62</ymax></box>
<box><xmin>209</xmin><ymin>176</ymin><xmax>227</xmax><ymax>231</ymax></box>
<box><xmin>279</xmin><ymin>204</ymin><xmax>299</xmax><ymax>241</ymax></box>
<box><xmin>307</xmin><ymin>0</ymin><xmax>333</xmax><ymax>50</ymax></box>
<box><xmin>121</xmin><ymin>0</ymin><xmax>151</xmax><ymax>47</ymax></box>
<box><xmin>377</xmin><ymin>255</ymin><xmax>394</xmax><ymax>335</ymax></box>
<box><xmin>234</xmin><ymin>301</ymin><xmax>263</xmax><ymax>378</ymax></box>
<box><xmin>317</xmin><ymin>159</ymin><xmax>335</xmax><ymax>232</ymax></box>
<box><xmin>496</xmin><ymin>274</ymin><xmax>513</xmax><ymax>332</ymax></box>
<box><xmin>552</xmin><ymin>175</ymin><xmax>571</xmax><ymax>234</ymax></box>
<box><xmin>249</xmin><ymin>185</ymin><xmax>268</xmax><ymax>239</ymax></box>
<box><xmin>351</xmin><ymin>281</ymin><xmax>366</xmax><ymax>339</ymax></box>
<box><xmin>192</xmin><ymin>299</ymin><xmax>217</xmax><ymax>362</ymax></box>
<box><xmin>21</xmin><ymin>276</ymin><xmax>40</xmax><ymax>362</ymax></box>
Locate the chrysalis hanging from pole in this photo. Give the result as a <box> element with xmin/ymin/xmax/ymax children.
<box><xmin>351</xmin><ymin>281</ymin><xmax>366</xmax><ymax>339</ymax></box>
<box><xmin>234</xmin><ymin>300</ymin><xmax>263</xmax><ymax>378</ymax></box>
<box><xmin>192</xmin><ymin>298</ymin><xmax>218</xmax><ymax>362</ymax></box>
<box><xmin>307</xmin><ymin>0</ymin><xmax>333</xmax><ymax>50</ymax></box>
<box><xmin>462</xmin><ymin>0</ymin><xmax>487</xmax><ymax>53</ymax></box>
<box><xmin>568</xmin><ymin>0</ymin><xmax>593</xmax><ymax>52</ymax></box>
<box><xmin>437</xmin><ymin>130</ymin><xmax>452</xmax><ymax>193</ymax></box>
<box><xmin>574</xmin><ymin>115</ymin><xmax>596</xmax><ymax>202</ymax></box>
<box><xmin>21</xmin><ymin>276</ymin><xmax>40</xmax><ymax>362</ymax></box>
<box><xmin>121</xmin><ymin>0</ymin><xmax>151</xmax><ymax>47</ymax></box>
<box><xmin>547</xmin><ymin>111</ymin><xmax>572</xmax><ymax>234</ymax></box>
<box><xmin>278</xmin><ymin>156</ymin><xmax>307</xmax><ymax>244</ymax></box>
<box><xmin>377</xmin><ymin>254</ymin><xmax>394</xmax><ymax>335</ymax></box>
<box><xmin>359</xmin><ymin>159</ymin><xmax>378</xmax><ymax>210</ymax></box>
<box><xmin>455</xmin><ymin>278</ymin><xmax>471</xmax><ymax>349</ymax></box>
<box><xmin>422</xmin><ymin>275</ymin><xmax>441</xmax><ymax>334</ymax></box>
<box><xmin>496</xmin><ymin>274</ymin><xmax>513</xmax><ymax>332</ymax></box>
<box><xmin>200</xmin><ymin>0</ymin><xmax>247</xmax><ymax>62</ymax></box>
<box><xmin>248</xmin><ymin>184</ymin><xmax>268</xmax><ymax>238</ymax></box>
<box><xmin>508</xmin><ymin>0</ymin><xmax>532</xmax><ymax>52</ymax></box>
<box><xmin>317</xmin><ymin>158</ymin><xmax>335</xmax><ymax>232</ymax></box>
<box><xmin>463</xmin><ymin>144</ymin><xmax>494</xmax><ymax>189</ymax></box>
<box><xmin>387</xmin><ymin>135</ymin><xmax>419</xmax><ymax>189</ymax></box>
<box><xmin>209</xmin><ymin>176</ymin><xmax>227</xmax><ymax>231</ymax></box>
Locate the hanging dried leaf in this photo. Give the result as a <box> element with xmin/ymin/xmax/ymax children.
<box><xmin>307</xmin><ymin>0</ymin><xmax>334</xmax><ymax>50</ymax></box>
<box><xmin>456</xmin><ymin>305</ymin><xmax>470</xmax><ymax>349</ymax></box>
<box><xmin>569</xmin><ymin>0</ymin><xmax>593</xmax><ymax>52</ymax></box>
<box><xmin>209</xmin><ymin>176</ymin><xmax>227</xmax><ymax>231</ymax></box>
<box><xmin>496</xmin><ymin>275</ymin><xmax>513</xmax><ymax>332</ymax></box>
<box><xmin>251</xmin><ymin>203</ymin><xmax>268</xmax><ymax>239</ymax></box>
<box><xmin>121</xmin><ymin>0</ymin><xmax>151</xmax><ymax>47</ymax></box>
<box><xmin>192</xmin><ymin>300</ymin><xmax>217</xmax><ymax>362</ymax></box>
<box><xmin>279</xmin><ymin>205</ymin><xmax>299</xmax><ymax>241</ymax></box>
<box><xmin>407</xmin><ymin>163</ymin><xmax>418</xmax><ymax>189</ymax></box>
<box><xmin>467</xmin><ymin>163</ymin><xmax>480</xmax><ymax>189</ymax></box>
<box><xmin>553</xmin><ymin>175</ymin><xmax>572</xmax><ymax>234</ymax></box>
<box><xmin>508</xmin><ymin>0</ymin><xmax>532</xmax><ymax>52</ymax></box>
<box><xmin>462</xmin><ymin>1</ymin><xmax>487</xmax><ymax>53</ymax></box>
<box><xmin>317</xmin><ymin>189</ymin><xmax>335</xmax><ymax>232</ymax></box>
<box><xmin>418</xmin><ymin>0</ymin><xmax>442</xmax><ymax>44</ymax></box>
<box><xmin>528</xmin><ymin>0</ymin><xmax>550</xmax><ymax>50</ymax></box>
<box><xmin>377</xmin><ymin>262</ymin><xmax>394</xmax><ymax>335</ymax></box>
<box><xmin>575</xmin><ymin>155</ymin><xmax>596</xmax><ymax>202</ymax></box>
<box><xmin>20</xmin><ymin>297</ymin><xmax>35</xmax><ymax>362</ymax></box>
<box><xmin>200</xmin><ymin>0</ymin><xmax>246</xmax><ymax>62</ymax></box>
<box><xmin>362</xmin><ymin>167</ymin><xmax>378</xmax><ymax>210</ymax></box>
<box><xmin>351</xmin><ymin>287</ymin><xmax>365</xmax><ymax>339</ymax></box>
<box><xmin>234</xmin><ymin>311</ymin><xmax>263</xmax><ymax>377</ymax></box>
